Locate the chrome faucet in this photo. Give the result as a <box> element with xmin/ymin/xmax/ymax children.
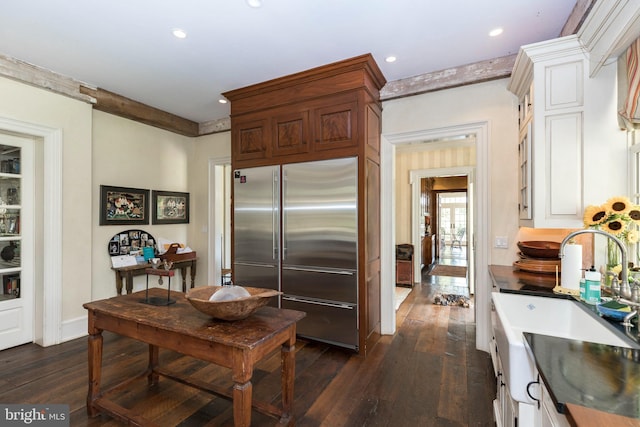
<box><xmin>559</xmin><ymin>229</ymin><xmax>634</xmax><ymax>301</ymax></box>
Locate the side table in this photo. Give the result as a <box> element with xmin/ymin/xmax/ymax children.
<box><xmin>111</xmin><ymin>258</ymin><xmax>197</xmax><ymax>295</ymax></box>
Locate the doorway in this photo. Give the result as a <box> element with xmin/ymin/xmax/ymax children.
<box><xmin>410</xmin><ymin>169</ymin><xmax>473</xmax><ymax>297</ymax></box>
<box><xmin>209</xmin><ymin>159</ymin><xmax>232</xmax><ymax>287</ymax></box>
<box><xmin>382</xmin><ymin>122</ymin><xmax>490</xmax><ymax>348</ymax></box>
<box><xmin>437</xmin><ymin>191</ymin><xmax>468</xmax><ymax>266</ymax></box>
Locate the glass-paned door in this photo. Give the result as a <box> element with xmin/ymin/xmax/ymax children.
<box><xmin>438</xmin><ymin>192</ymin><xmax>468</xmax><ymax>254</ymax></box>
<box><xmin>0</xmin><ymin>146</ymin><xmax>21</xmax><ymax>301</ymax></box>
<box><xmin>0</xmin><ymin>135</ymin><xmax>33</xmax><ymax>351</ymax></box>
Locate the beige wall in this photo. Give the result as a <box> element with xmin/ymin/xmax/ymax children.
<box><xmin>0</xmin><ymin>76</ymin><xmax>93</xmax><ymax>323</ymax></box>
<box><xmin>187</xmin><ymin>131</ymin><xmax>232</xmax><ymax>287</ymax></box>
<box><xmin>382</xmin><ymin>79</ymin><xmax>521</xmax><ymax>266</ymax></box>
<box><xmin>91</xmin><ymin>111</ymin><xmax>193</xmax><ymax>301</ymax></box>
<box><xmin>0</xmin><ymin>74</ymin><xmax>232</xmax><ymax>341</ymax></box>
<box><xmin>395</xmin><ymin>145</ymin><xmax>476</xmax><ymax>244</ymax></box>
<box><xmin>91</xmin><ymin>114</ymin><xmax>231</xmax><ymax>301</ymax></box>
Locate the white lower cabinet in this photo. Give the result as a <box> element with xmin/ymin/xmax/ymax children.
<box><xmin>491</xmin><ymin>336</ymin><xmax>519</xmax><ymax>427</ymax></box>
<box><xmin>490</xmin><ymin>336</ymin><xmax>569</xmax><ymax>427</ymax></box>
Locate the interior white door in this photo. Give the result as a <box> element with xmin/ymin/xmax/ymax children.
<box><xmin>0</xmin><ymin>134</ymin><xmax>34</xmax><ymax>350</ymax></box>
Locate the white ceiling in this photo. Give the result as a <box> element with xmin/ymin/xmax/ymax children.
<box><xmin>0</xmin><ymin>0</ymin><xmax>577</xmax><ymax>123</ymax></box>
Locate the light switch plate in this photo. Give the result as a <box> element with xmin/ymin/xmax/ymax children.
<box><xmin>495</xmin><ymin>236</ymin><xmax>508</xmax><ymax>249</ymax></box>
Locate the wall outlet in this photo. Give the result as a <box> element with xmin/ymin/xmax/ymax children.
<box><xmin>495</xmin><ymin>236</ymin><xmax>508</xmax><ymax>249</ymax></box>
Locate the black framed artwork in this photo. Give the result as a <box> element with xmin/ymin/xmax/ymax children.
<box><xmin>99</xmin><ymin>185</ymin><xmax>150</xmax><ymax>225</ymax></box>
<box><xmin>152</xmin><ymin>190</ymin><xmax>190</xmax><ymax>224</ymax></box>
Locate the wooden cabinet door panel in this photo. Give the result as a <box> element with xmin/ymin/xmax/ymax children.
<box><xmin>272</xmin><ymin>110</ymin><xmax>310</xmax><ymax>157</ymax></box>
<box><xmin>232</xmin><ymin>117</ymin><xmax>270</xmax><ymax>161</ymax></box>
<box><xmin>313</xmin><ymin>101</ymin><xmax>358</xmax><ymax>151</ymax></box>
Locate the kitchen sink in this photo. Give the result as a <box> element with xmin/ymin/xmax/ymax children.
<box><xmin>491</xmin><ymin>292</ymin><xmax>632</xmax><ymax>404</ymax></box>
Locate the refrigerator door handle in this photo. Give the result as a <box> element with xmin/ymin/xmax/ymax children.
<box><xmin>282</xmin><ymin>266</ymin><xmax>354</xmax><ymax>276</ymax></box>
<box><xmin>282</xmin><ymin>296</ymin><xmax>354</xmax><ymax>309</ymax></box>
<box><xmin>273</xmin><ymin>169</ymin><xmax>279</xmax><ymax>261</ymax></box>
<box><xmin>234</xmin><ymin>262</ymin><xmax>277</xmax><ymax>268</ymax></box>
<box><xmin>282</xmin><ymin>169</ymin><xmax>287</xmax><ymax>260</ymax></box>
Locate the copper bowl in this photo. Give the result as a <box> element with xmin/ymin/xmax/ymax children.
<box><xmin>186</xmin><ymin>285</ymin><xmax>282</xmax><ymax>321</ymax></box>
<box><xmin>517</xmin><ymin>241</ymin><xmax>561</xmax><ymax>259</ymax></box>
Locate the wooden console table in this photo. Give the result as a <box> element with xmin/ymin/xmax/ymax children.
<box><xmin>111</xmin><ymin>258</ymin><xmax>197</xmax><ymax>295</ymax></box>
<box><xmin>83</xmin><ymin>288</ymin><xmax>305</xmax><ymax>426</ymax></box>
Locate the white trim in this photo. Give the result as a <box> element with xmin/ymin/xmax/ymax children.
<box><xmin>208</xmin><ymin>156</ymin><xmax>231</xmax><ymax>286</ymax></box>
<box><xmin>409</xmin><ymin>166</ymin><xmax>474</xmax><ymax>282</ymax></box>
<box><xmin>578</xmin><ymin>0</ymin><xmax>640</xmax><ymax>76</ymax></box>
<box><xmin>0</xmin><ymin>116</ymin><xmax>62</xmax><ymax>347</ymax></box>
<box><xmin>381</xmin><ymin>121</ymin><xmax>491</xmax><ymax>352</ymax></box>
<box><xmin>380</xmin><ymin>138</ymin><xmax>396</xmax><ymax>334</ymax></box>
<box><xmin>61</xmin><ymin>315</ymin><xmax>87</xmax><ymax>342</ymax></box>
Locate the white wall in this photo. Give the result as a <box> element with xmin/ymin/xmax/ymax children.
<box><xmin>91</xmin><ymin>111</ymin><xmax>194</xmax><ymax>301</ymax></box>
<box><xmin>383</xmin><ymin>79</ymin><xmax>520</xmax><ymax>266</ymax></box>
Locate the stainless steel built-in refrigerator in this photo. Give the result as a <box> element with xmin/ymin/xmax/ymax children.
<box><xmin>233</xmin><ymin>157</ymin><xmax>358</xmax><ymax>350</ymax></box>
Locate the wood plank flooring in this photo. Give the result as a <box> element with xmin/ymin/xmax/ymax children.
<box><xmin>0</xmin><ymin>280</ymin><xmax>495</xmax><ymax>426</ymax></box>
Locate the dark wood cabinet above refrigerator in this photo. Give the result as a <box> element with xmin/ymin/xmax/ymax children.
<box><xmin>224</xmin><ymin>54</ymin><xmax>386</xmax><ymax>356</ymax></box>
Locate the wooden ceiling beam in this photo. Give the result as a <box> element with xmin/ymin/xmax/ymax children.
<box><xmin>379</xmin><ymin>54</ymin><xmax>516</xmax><ymax>101</ymax></box>
<box><xmin>0</xmin><ymin>53</ymin><xmax>95</xmax><ymax>104</ymax></box>
<box><xmin>79</xmin><ymin>86</ymin><xmax>200</xmax><ymax>137</ymax></box>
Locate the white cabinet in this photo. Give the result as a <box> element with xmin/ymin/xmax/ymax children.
<box><xmin>527</xmin><ymin>373</ymin><xmax>570</xmax><ymax>427</ymax></box>
<box><xmin>491</xmin><ymin>336</ymin><xmax>519</xmax><ymax>427</ymax></box>
<box><xmin>508</xmin><ymin>35</ymin><xmax>627</xmax><ymax>228</ymax></box>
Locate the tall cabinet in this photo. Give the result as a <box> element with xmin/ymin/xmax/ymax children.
<box><xmin>508</xmin><ymin>35</ymin><xmax>626</xmax><ymax>228</ymax></box>
<box><xmin>224</xmin><ymin>54</ymin><xmax>386</xmax><ymax>356</ymax></box>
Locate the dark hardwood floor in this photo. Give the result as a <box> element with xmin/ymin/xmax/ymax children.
<box><xmin>0</xmin><ymin>266</ymin><xmax>495</xmax><ymax>426</ymax></box>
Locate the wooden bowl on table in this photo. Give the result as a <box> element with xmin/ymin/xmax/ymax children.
<box><xmin>186</xmin><ymin>285</ymin><xmax>282</xmax><ymax>321</ymax></box>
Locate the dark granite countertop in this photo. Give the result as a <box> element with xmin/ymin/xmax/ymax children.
<box><xmin>524</xmin><ymin>333</ymin><xmax>640</xmax><ymax>420</ymax></box>
<box><xmin>489</xmin><ymin>264</ymin><xmax>571</xmax><ymax>299</ymax></box>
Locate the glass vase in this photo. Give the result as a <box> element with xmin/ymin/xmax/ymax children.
<box><xmin>606</xmin><ymin>239</ymin><xmax>620</xmax><ymax>270</ymax></box>
<box><xmin>605</xmin><ymin>239</ymin><xmax>620</xmax><ymax>286</ymax></box>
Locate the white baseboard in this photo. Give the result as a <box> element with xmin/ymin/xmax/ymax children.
<box><xmin>60</xmin><ymin>315</ymin><xmax>87</xmax><ymax>343</ymax></box>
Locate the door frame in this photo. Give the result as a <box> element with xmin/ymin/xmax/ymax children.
<box><xmin>208</xmin><ymin>157</ymin><xmax>232</xmax><ymax>287</ymax></box>
<box><xmin>410</xmin><ymin>171</ymin><xmax>474</xmax><ymax>295</ymax></box>
<box><xmin>0</xmin><ymin>116</ymin><xmax>62</xmax><ymax>347</ymax></box>
<box><xmin>381</xmin><ymin>121</ymin><xmax>490</xmax><ymax>352</ymax></box>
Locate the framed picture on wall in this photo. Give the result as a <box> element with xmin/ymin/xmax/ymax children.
<box><xmin>99</xmin><ymin>185</ymin><xmax>150</xmax><ymax>225</ymax></box>
<box><xmin>152</xmin><ymin>190</ymin><xmax>190</xmax><ymax>224</ymax></box>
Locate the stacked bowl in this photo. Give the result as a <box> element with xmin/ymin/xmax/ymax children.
<box><xmin>514</xmin><ymin>241</ymin><xmax>561</xmax><ymax>274</ymax></box>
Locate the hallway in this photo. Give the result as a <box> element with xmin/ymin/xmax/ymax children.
<box><xmin>424</xmin><ymin>244</ymin><xmax>469</xmax><ymax>297</ymax></box>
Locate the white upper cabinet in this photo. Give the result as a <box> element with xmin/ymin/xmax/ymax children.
<box><xmin>508</xmin><ymin>35</ymin><xmax>627</xmax><ymax>228</ymax></box>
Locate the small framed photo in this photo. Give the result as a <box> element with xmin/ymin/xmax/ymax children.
<box><xmin>100</xmin><ymin>185</ymin><xmax>149</xmax><ymax>225</ymax></box>
<box><xmin>152</xmin><ymin>190</ymin><xmax>190</xmax><ymax>224</ymax></box>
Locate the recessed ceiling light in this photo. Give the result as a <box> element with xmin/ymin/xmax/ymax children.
<box><xmin>172</xmin><ymin>28</ymin><xmax>187</xmax><ymax>39</ymax></box>
<box><xmin>385</xmin><ymin>56</ymin><xmax>397</xmax><ymax>63</ymax></box>
<box><xmin>247</xmin><ymin>0</ymin><xmax>262</xmax><ymax>7</ymax></box>
<box><xmin>218</xmin><ymin>99</ymin><xmax>228</xmax><ymax>104</ymax></box>
<box><xmin>489</xmin><ymin>28</ymin><xmax>503</xmax><ymax>37</ymax></box>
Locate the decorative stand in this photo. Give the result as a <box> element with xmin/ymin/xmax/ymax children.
<box><xmin>221</xmin><ymin>268</ymin><xmax>232</xmax><ymax>285</ymax></box>
<box><xmin>141</xmin><ymin>268</ymin><xmax>176</xmax><ymax>306</ymax></box>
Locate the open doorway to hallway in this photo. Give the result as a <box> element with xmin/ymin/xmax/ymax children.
<box><xmin>425</xmin><ymin>182</ymin><xmax>469</xmax><ymax>297</ymax></box>
<box><xmin>437</xmin><ymin>191</ymin><xmax>468</xmax><ymax>267</ymax></box>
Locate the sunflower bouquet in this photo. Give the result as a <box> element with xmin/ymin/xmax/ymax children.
<box><xmin>583</xmin><ymin>196</ymin><xmax>640</xmax><ymax>275</ymax></box>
